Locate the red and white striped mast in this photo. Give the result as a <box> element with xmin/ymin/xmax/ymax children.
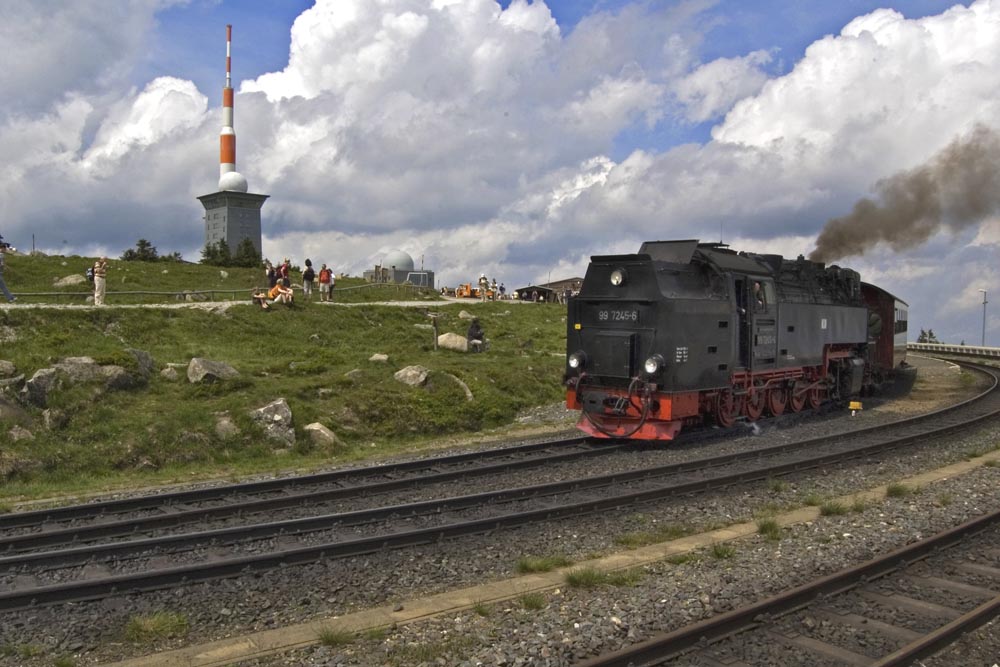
<box><xmin>218</xmin><ymin>24</ymin><xmax>247</xmax><ymax>192</ymax></box>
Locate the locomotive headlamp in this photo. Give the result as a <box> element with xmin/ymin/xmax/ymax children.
<box><xmin>610</xmin><ymin>269</ymin><xmax>627</xmax><ymax>286</ymax></box>
<box><xmin>568</xmin><ymin>351</ymin><xmax>587</xmax><ymax>370</ymax></box>
<box><xmin>643</xmin><ymin>354</ymin><xmax>665</xmax><ymax>375</ymax></box>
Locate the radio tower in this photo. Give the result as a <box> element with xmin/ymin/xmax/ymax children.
<box><xmin>198</xmin><ymin>24</ymin><xmax>268</xmax><ymax>258</ymax></box>
<box><xmin>218</xmin><ymin>24</ymin><xmax>245</xmax><ymax>192</ymax></box>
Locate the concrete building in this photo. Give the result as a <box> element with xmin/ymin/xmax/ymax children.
<box><xmin>197</xmin><ymin>25</ymin><xmax>267</xmax><ymax>257</ymax></box>
<box><xmin>363</xmin><ymin>250</ymin><xmax>435</xmax><ymax>287</ymax></box>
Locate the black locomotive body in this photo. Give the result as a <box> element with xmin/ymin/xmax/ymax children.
<box><xmin>564</xmin><ymin>240</ymin><xmax>909</xmax><ymax>440</ymax></box>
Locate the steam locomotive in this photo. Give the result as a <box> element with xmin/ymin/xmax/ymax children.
<box><xmin>564</xmin><ymin>240</ymin><xmax>910</xmax><ymax>440</ymax></box>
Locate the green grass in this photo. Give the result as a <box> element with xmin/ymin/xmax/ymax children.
<box><xmin>53</xmin><ymin>656</ymin><xmax>77</xmax><ymax>667</ymax></box>
<box><xmin>123</xmin><ymin>611</ymin><xmax>189</xmax><ymax>643</ymax></box>
<box><xmin>665</xmin><ymin>552</ymin><xmax>699</xmax><ymax>565</ymax></box>
<box><xmin>802</xmin><ymin>492</ymin><xmax>824</xmax><ymax>506</ymax></box>
<box><xmin>885</xmin><ymin>482</ymin><xmax>914</xmax><ymax>498</ymax></box>
<box><xmin>937</xmin><ymin>492</ymin><xmax>954</xmax><ymax>506</ymax></box>
<box><xmin>850</xmin><ymin>496</ymin><xmax>869</xmax><ymax>513</ymax></box>
<box><xmin>614</xmin><ymin>524</ymin><xmax>693</xmax><ymax>548</ymax></box>
<box><xmin>472</xmin><ymin>600</ymin><xmax>492</xmax><ymax>617</ymax></box>
<box><xmin>819</xmin><ymin>500</ymin><xmax>849</xmax><ymax>516</ymax></box>
<box><xmin>10</xmin><ymin>644</ymin><xmax>43</xmax><ymax>658</ymax></box>
<box><xmin>605</xmin><ymin>569</ymin><xmax>644</xmax><ymax>586</ymax></box>
<box><xmin>0</xmin><ymin>256</ymin><xmax>570</xmax><ymax>500</ymax></box>
<box><xmin>767</xmin><ymin>478</ymin><xmax>790</xmax><ymax>493</ymax></box>
<box><xmin>756</xmin><ymin>518</ymin><xmax>782</xmax><ymax>542</ymax></box>
<box><xmin>516</xmin><ymin>554</ymin><xmax>573</xmax><ymax>573</ymax></box>
<box><xmin>386</xmin><ymin>637</ymin><xmax>475</xmax><ymax>666</ymax></box>
<box><xmin>709</xmin><ymin>543</ymin><xmax>736</xmax><ymax>559</ymax></box>
<box><xmin>984</xmin><ymin>459</ymin><xmax>999</xmax><ymax>468</ymax></box>
<box><xmin>362</xmin><ymin>627</ymin><xmax>388</xmax><ymax>642</ymax></box>
<box><xmin>316</xmin><ymin>627</ymin><xmax>355</xmax><ymax>647</ymax></box>
<box><xmin>563</xmin><ymin>567</ymin><xmax>644</xmax><ymax>589</ymax></box>
<box><xmin>0</xmin><ymin>252</ymin><xmax>440</xmax><ymax>305</ymax></box>
<box><xmin>519</xmin><ymin>592</ymin><xmax>547</xmax><ymax>610</ymax></box>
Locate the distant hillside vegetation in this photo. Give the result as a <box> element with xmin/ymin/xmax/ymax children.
<box><xmin>0</xmin><ymin>255</ymin><xmax>569</xmax><ymax>500</ymax></box>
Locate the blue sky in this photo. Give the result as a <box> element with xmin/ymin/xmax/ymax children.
<box><xmin>143</xmin><ymin>0</ymin><xmax>959</xmax><ymax>158</ymax></box>
<box><xmin>0</xmin><ymin>0</ymin><xmax>998</xmax><ymax>343</ymax></box>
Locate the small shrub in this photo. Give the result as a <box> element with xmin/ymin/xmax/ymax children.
<box><xmin>614</xmin><ymin>524</ymin><xmax>692</xmax><ymax>548</ymax></box>
<box><xmin>665</xmin><ymin>552</ymin><xmax>698</xmax><ymax>565</ymax></box>
<box><xmin>803</xmin><ymin>493</ymin><xmax>824</xmax><ymax>506</ymax></box>
<box><xmin>851</xmin><ymin>497</ymin><xmax>868</xmax><ymax>513</ymax></box>
<box><xmin>710</xmin><ymin>543</ymin><xmax>736</xmax><ymax>559</ymax></box>
<box><xmin>472</xmin><ymin>600</ymin><xmax>492</xmax><ymax>617</ymax></box>
<box><xmin>519</xmin><ymin>592</ymin><xmax>546</xmax><ymax>610</ymax></box>
<box><xmin>984</xmin><ymin>459</ymin><xmax>999</xmax><ymax>468</ymax></box>
<box><xmin>316</xmin><ymin>627</ymin><xmax>354</xmax><ymax>648</ymax></box>
<box><xmin>965</xmin><ymin>449</ymin><xmax>986</xmax><ymax>460</ymax></box>
<box><xmin>767</xmin><ymin>478</ymin><xmax>789</xmax><ymax>493</ymax></box>
<box><xmin>886</xmin><ymin>483</ymin><xmax>913</xmax><ymax>498</ymax></box>
<box><xmin>53</xmin><ymin>656</ymin><xmax>77</xmax><ymax>667</ymax></box>
<box><xmin>819</xmin><ymin>500</ymin><xmax>848</xmax><ymax>516</ymax></box>
<box><xmin>605</xmin><ymin>569</ymin><xmax>644</xmax><ymax>587</ymax></box>
<box><xmin>516</xmin><ymin>554</ymin><xmax>572</xmax><ymax>573</ymax></box>
<box><xmin>391</xmin><ymin>637</ymin><xmax>473</xmax><ymax>664</ymax></box>
<box><xmin>362</xmin><ymin>627</ymin><xmax>387</xmax><ymax>642</ymax></box>
<box><xmin>17</xmin><ymin>644</ymin><xmax>43</xmax><ymax>658</ymax></box>
<box><xmin>756</xmin><ymin>518</ymin><xmax>782</xmax><ymax>542</ymax></box>
<box><xmin>124</xmin><ymin>612</ymin><xmax>189</xmax><ymax>643</ymax></box>
<box><xmin>937</xmin><ymin>492</ymin><xmax>954</xmax><ymax>506</ymax></box>
<box><xmin>564</xmin><ymin>567</ymin><xmax>606</xmax><ymax>589</ymax></box>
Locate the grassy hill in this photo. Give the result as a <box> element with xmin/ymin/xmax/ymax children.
<box><xmin>0</xmin><ymin>254</ymin><xmax>569</xmax><ymax>501</ymax></box>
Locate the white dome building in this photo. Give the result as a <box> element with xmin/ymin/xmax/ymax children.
<box><xmin>363</xmin><ymin>249</ymin><xmax>434</xmax><ymax>287</ymax></box>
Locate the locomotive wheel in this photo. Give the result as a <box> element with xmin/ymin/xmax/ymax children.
<box><xmin>744</xmin><ymin>386</ymin><xmax>765</xmax><ymax>421</ymax></box>
<box><xmin>714</xmin><ymin>390</ymin><xmax>739</xmax><ymax>428</ymax></box>
<box><xmin>767</xmin><ymin>387</ymin><xmax>787</xmax><ymax>416</ymax></box>
<box><xmin>789</xmin><ymin>382</ymin><xmax>808</xmax><ymax>413</ymax></box>
<box><xmin>806</xmin><ymin>386</ymin><xmax>823</xmax><ymax>409</ymax></box>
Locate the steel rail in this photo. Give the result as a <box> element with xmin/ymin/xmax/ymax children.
<box><xmin>4</xmin><ymin>359</ymin><xmax>997</xmax><ymax>559</ymax></box>
<box><xmin>4</xmin><ymin>361</ymin><xmax>996</xmax><ymax>556</ymax></box>
<box><xmin>0</xmin><ymin>435</ymin><xmax>591</xmax><ymax>530</ymax></box>
<box><xmin>573</xmin><ymin>507</ymin><xmax>1000</xmax><ymax>667</ymax></box>
<box><xmin>2</xmin><ymin>362</ymin><xmax>999</xmax><ymax>610</ymax></box>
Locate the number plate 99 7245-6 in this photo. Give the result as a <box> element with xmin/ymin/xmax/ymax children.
<box><xmin>596</xmin><ymin>309</ymin><xmax>639</xmax><ymax>323</ymax></box>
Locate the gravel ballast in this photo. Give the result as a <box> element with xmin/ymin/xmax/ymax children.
<box><xmin>3</xmin><ymin>356</ymin><xmax>999</xmax><ymax>666</ymax></box>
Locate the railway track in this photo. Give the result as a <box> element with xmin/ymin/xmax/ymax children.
<box><xmin>1</xmin><ymin>362</ymin><xmax>998</xmax><ymax>614</ymax></box>
<box><xmin>576</xmin><ymin>507</ymin><xmax>1000</xmax><ymax>667</ymax></box>
<box><xmin>0</xmin><ymin>362</ymin><xmax>1000</xmax><ymax>610</ymax></box>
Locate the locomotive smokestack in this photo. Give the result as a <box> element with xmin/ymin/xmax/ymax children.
<box><xmin>809</xmin><ymin>124</ymin><xmax>1000</xmax><ymax>264</ymax></box>
<box><xmin>217</xmin><ymin>24</ymin><xmax>247</xmax><ymax>192</ymax></box>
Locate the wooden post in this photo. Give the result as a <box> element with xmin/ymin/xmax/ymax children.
<box><xmin>432</xmin><ymin>315</ymin><xmax>438</xmax><ymax>350</ymax></box>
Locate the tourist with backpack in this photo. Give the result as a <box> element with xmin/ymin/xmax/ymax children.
<box><xmin>302</xmin><ymin>259</ymin><xmax>315</xmax><ymax>301</ymax></box>
<box><xmin>318</xmin><ymin>263</ymin><xmax>333</xmax><ymax>302</ymax></box>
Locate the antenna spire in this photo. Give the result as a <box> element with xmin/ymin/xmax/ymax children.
<box><xmin>218</xmin><ymin>24</ymin><xmax>247</xmax><ymax>192</ymax></box>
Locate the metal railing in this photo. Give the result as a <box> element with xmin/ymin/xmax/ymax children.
<box><xmin>907</xmin><ymin>342</ymin><xmax>1000</xmax><ymax>358</ymax></box>
<box><xmin>7</xmin><ymin>282</ymin><xmax>441</xmax><ymax>304</ymax></box>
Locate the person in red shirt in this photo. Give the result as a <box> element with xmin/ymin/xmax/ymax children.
<box><xmin>318</xmin><ymin>264</ymin><xmax>333</xmax><ymax>302</ymax></box>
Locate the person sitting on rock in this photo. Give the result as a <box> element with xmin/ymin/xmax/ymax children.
<box><xmin>269</xmin><ymin>282</ymin><xmax>294</xmax><ymax>305</ymax></box>
<box><xmin>467</xmin><ymin>317</ymin><xmax>485</xmax><ymax>352</ymax></box>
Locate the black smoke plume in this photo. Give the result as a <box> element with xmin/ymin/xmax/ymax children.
<box><xmin>809</xmin><ymin>124</ymin><xmax>1000</xmax><ymax>264</ymax></box>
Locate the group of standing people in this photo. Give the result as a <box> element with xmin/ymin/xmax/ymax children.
<box><xmin>257</xmin><ymin>257</ymin><xmax>336</xmax><ymax>309</ymax></box>
<box><xmin>477</xmin><ymin>274</ymin><xmax>505</xmax><ymax>301</ymax></box>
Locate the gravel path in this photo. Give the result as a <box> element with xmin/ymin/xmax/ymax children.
<box><xmin>3</xmin><ymin>355</ymin><xmax>998</xmax><ymax>667</ymax></box>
